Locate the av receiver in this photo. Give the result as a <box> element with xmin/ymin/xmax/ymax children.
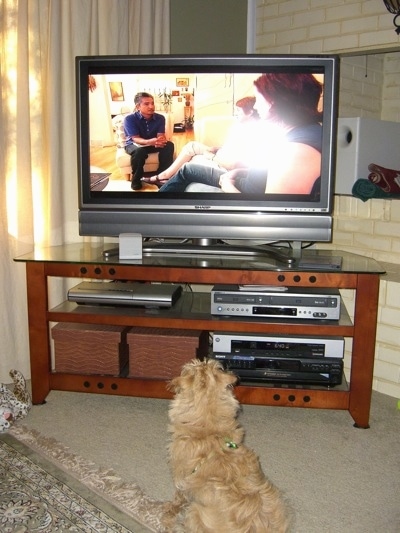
<box><xmin>213</xmin><ymin>333</ymin><xmax>344</xmax><ymax>359</ymax></box>
<box><xmin>211</xmin><ymin>285</ymin><xmax>341</xmax><ymax>320</ymax></box>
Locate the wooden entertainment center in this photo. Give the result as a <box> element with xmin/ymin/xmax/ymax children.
<box><xmin>16</xmin><ymin>243</ymin><xmax>385</xmax><ymax>428</ymax></box>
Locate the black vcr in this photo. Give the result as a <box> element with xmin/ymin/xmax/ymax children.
<box><xmin>212</xmin><ymin>353</ymin><xmax>343</xmax><ymax>386</ymax></box>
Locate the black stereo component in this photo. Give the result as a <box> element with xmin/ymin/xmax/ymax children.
<box><xmin>212</xmin><ymin>353</ymin><xmax>343</xmax><ymax>386</ymax></box>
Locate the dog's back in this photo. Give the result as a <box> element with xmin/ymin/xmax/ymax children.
<box><xmin>165</xmin><ymin>359</ymin><xmax>290</xmax><ymax>532</ymax></box>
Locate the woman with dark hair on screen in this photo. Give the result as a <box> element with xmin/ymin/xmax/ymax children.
<box><xmin>159</xmin><ymin>72</ymin><xmax>323</xmax><ymax>195</ymax></box>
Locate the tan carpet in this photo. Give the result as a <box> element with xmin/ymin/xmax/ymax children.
<box><xmin>9</xmin><ymin>389</ymin><xmax>400</xmax><ymax>532</ymax></box>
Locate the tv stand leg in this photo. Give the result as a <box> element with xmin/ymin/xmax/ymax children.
<box><xmin>348</xmin><ymin>274</ymin><xmax>380</xmax><ymax>430</ymax></box>
<box><xmin>353</xmin><ymin>422</ymin><xmax>370</xmax><ymax>429</ymax></box>
<box><xmin>25</xmin><ymin>262</ymin><xmax>51</xmax><ymax>404</ymax></box>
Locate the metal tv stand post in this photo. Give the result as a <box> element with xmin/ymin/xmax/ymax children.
<box><xmin>15</xmin><ymin>243</ymin><xmax>385</xmax><ymax>428</ymax></box>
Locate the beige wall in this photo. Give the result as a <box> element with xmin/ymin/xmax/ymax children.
<box><xmin>334</xmin><ymin>52</ymin><xmax>400</xmax><ymax>264</ymax></box>
<box><xmin>255</xmin><ymin>0</ymin><xmax>400</xmax><ymax>398</ymax></box>
<box><xmin>255</xmin><ymin>0</ymin><xmax>400</xmax><ymax>55</ymax></box>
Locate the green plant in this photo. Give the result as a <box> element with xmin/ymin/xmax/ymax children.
<box><xmin>158</xmin><ymin>89</ymin><xmax>172</xmax><ymax>111</ymax></box>
<box><xmin>184</xmin><ymin>115</ymin><xmax>194</xmax><ymax>128</ymax></box>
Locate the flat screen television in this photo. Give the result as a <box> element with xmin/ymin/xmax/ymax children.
<box><xmin>76</xmin><ymin>54</ymin><xmax>339</xmax><ymax>263</ymax></box>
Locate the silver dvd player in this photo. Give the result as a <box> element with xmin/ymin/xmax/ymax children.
<box><xmin>211</xmin><ymin>285</ymin><xmax>341</xmax><ymax>320</ymax></box>
<box><xmin>68</xmin><ymin>281</ymin><xmax>182</xmax><ymax>308</ymax></box>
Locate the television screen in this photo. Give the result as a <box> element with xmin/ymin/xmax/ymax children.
<box><xmin>76</xmin><ymin>54</ymin><xmax>339</xmax><ymax>257</ymax></box>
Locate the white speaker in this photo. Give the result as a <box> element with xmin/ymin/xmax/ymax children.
<box><xmin>119</xmin><ymin>233</ymin><xmax>142</xmax><ymax>259</ymax></box>
<box><xmin>335</xmin><ymin>118</ymin><xmax>400</xmax><ymax>195</ymax></box>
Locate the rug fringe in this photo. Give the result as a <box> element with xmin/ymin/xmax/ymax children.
<box><xmin>9</xmin><ymin>424</ymin><xmax>169</xmax><ymax>533</ymax></box>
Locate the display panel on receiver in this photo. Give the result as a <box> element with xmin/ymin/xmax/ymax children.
<box><xmin>213</xmin><ymin>332</ymin><xmax>344</xmax><ymax>358</ymax></box>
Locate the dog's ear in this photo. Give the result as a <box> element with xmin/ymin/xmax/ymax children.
<box><xmin>167</xmin><ymin>359</ymin><xmax>198</xmax><ymax>393</ymax></box>
<box><xmin>206</xmin><ymin>358</ymin><xmax>238</xmax><ymax>388</ymax></box>
<box><xmin>222</xmin><ymin>370</ymin><xmax>238</xmax><ymax>388</ymax></box>
<box><xmin>167</xmin><ymin>376</ymin><xmax>182</xmax><ymax>393</ymax></box>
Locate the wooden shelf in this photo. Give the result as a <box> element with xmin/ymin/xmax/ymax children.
<box><xmin>48</xmin><ymin>293</ymin><xmax>354</xmax><ymax>336</ymax></box>
<box><xmin>16</xmin><ymin>243</ymin><xmax>384</xmax><ymax>428</ymax></box>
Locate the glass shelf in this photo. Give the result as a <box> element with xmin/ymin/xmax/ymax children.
<box><xmin>15</xmin><ymin>242</ymin><xmax>386</xmax><ymax>275</ymax></box>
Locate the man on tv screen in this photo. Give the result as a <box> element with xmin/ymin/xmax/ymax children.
<box><xmin>123</xmin><ymin>92</ymin><xmax>174</xmax><ymax>190</ymax></box>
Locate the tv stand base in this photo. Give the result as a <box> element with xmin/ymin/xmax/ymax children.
<box><xmin>104</xmin><ymin>238</ymin><xmax>297</xmax><ymax>265</ymax></box>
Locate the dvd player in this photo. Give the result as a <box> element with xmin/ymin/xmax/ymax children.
<box><xmin>211</xmin><ymin>285</ymin><xmax>341</xmax><ymax>320</ymax></box>
<box><xmin>68</xmin><ymin>281</ymin><xmax>182</xmax><ymax>308</ymax></box>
